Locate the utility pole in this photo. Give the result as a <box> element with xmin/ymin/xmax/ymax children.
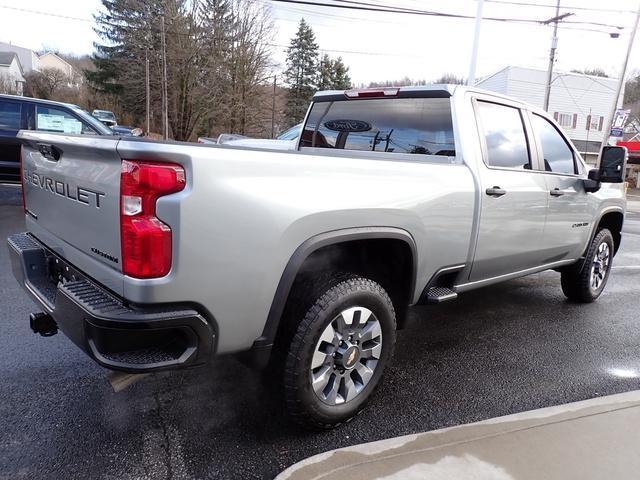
<box><xmin>467</xmin><ymin>0</ymin><xmax>484</xmax><ymax>86</ymax></box>
<box><xmin>600</xmin><ymin>1</ymin><xmax>640</xmax><ymax>159</ymax></box>
<box><xmin>160</xmin><ymin>15</ymin><xmax>169</xmax><ymax>140</ymax></box>
<box><xmin>271</xmin><ymin>75</ymin><xmax>277</xmax><ymax>138</ymax></box>
<box><xmin>542</xmin><ymin>1</ymin><xmax>573</xmax><ymax>111</ymax></box>
<box><xmin>145</xmin><ymin>48</ymin><xmax>150</xmax><ymax>136</ymax></box>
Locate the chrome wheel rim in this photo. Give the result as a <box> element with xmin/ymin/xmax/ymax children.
<box><xmin>590</xmin><ymin>242</ymin><xmax>611</xmax><ymax>291</ymax></box>
<box><xmin>310</xmin><ymin>306</ymin><xmax>383</xmax><ymax>406</ymax></box>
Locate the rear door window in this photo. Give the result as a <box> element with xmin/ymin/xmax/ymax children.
<box><xmin>35</xmin><ymin>105</ymin><xmax>97</xmax><ymax>135</ymax></box>
<box><xmin>300</xmin><ymin>97</ymin><xmax>455</xmax><ymax>156</ymax></box>
<box><xmin>0</xmin><ymin>100</ymin><xmax>22</xmax><ymax>131</ymax></box>
<box><xmin>532</xmin><ymin>114</ymin><xmax>577</xmax><ymax>174</ymax></box>
<box><xmin>477</xmin><ymin>101</ymin><xmax>531</xmax><ymax>170</ymax></box>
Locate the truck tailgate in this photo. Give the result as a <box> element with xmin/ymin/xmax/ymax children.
<box><xmin>18</xmin><ymin>131</ymin><xmax>123</xmax><ymax>274</ymax></box>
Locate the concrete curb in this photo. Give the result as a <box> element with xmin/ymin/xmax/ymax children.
<box><xmin>277</xmin><ymin>390</ymin><xmax>640</xmax><ymax>480</ymax></box>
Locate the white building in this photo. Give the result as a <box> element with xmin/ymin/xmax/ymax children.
<box><xmin>477</xmin><ymin>66</ymin><xmax>620</xmax><ymax>164</ymax></box>
<box><xmin>0</xmin><ymin>41</ymin><xmax>39</xmax><ymax>73</ymax></box>
<box><xmin>39</xmin><ymin>52</ymin><xmax>78</xmax><ymax>84</ymax></box>
<box><xmin>0</xmin><ymin>52</ymin><xmax>25</xmax><ymax>95</ymax></box>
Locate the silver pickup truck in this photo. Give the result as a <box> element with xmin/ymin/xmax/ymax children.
<box><xmin>9</xmin><ymin>85</ymin><xmax>627</xmax><ymax>428</ymax></box>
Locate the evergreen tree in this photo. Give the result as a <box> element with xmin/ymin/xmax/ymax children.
<box><xmin>331</xmin><ymin>56</ymin><xmax>351</xmax><ymax>90</ymax></box>
<box><xmin>318</xmin><ymin>53</ymin><xmax>333</xmax><ymax>91</ymax></box>
<box><xmin>317</xmin><ymin>55</ymin><xmax>351</xmax><ymax>91</ymax></box>
<box><xmin>284</xmin><ymin>18</ymin><xmax>319</xmax><ymax>124</ymax></box>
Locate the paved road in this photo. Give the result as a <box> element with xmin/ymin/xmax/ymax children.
<box><xmin>2</xmin><ymin>184</ymin><xmax>640</xmax><ymax>480</ymax></box>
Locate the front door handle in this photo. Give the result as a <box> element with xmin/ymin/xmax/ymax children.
<box><xmin>485</xmin><ymin>186</ymin><xmax>506</xmax><ymax>197</ymax></box>
<box><xmin>550</xmin><ymin>188</ymin><xmax>565</xmax><ymax>197</ymax></box>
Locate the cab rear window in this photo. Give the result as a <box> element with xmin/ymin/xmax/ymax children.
<box><xmin>300</xmin><ymin>97</ymin><xmax>455</xmax><ymax>156</ymax></box>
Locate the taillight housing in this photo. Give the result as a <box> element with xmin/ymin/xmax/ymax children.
<box><xmin>120</xmin><ymin>160</ymin><xmax>186</xmax><ymax>278</ymax></box>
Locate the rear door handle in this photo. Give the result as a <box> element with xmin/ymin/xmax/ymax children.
<box><xmin>485</xmin><ymin>186</ymin><xmax>506</xmax><ymax>197</ymax></box>
<box><xmin>37</xmin><ymin>143</ymin><xmax>61</xmax><ymax>162</ymax></box>
<box><xmin>550</xmin><ymin>188</ymin><xmax>565</xmax><ymax>197</ymax></box>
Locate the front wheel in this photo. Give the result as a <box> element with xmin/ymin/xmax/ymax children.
<box><xmin>561</xmin><ymin>228</ymin><xmax>615</xmax><ymax>303</ymax></box>
<box><xmin>283</xmin><ymin>275</ymin><xmax>396</xmax><ymax>429</ymax></box>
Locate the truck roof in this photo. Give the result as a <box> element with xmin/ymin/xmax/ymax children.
<box><xmin>312</xmin><ymin>84</ymin><xmax>535</xmax><ymax>111</ymax></box>
<box><xmin>0</xmin><ymin>93</ymin><xmax>81</xmax><ymax>110</ymax></box>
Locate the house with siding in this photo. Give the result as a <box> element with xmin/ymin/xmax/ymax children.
<box><xmin>0</xmin><ymin>41</ymin><xmax>39</xmax><ymax>73</ymax></box>
<box><xmin>39</xmin><ymin>52</ymin><xmax>80</xmax><ymax>85</ymax></box>
<box><xmin>0</xmin><ymin>52</ymin><xmax>25</xmax><ymax>95</ymax></box>
<box><xmin>476</xmin><ymin>66</ymin><xmax>620</xmax><ymax>165</ymax></box>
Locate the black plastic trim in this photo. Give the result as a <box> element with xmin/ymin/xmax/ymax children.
<box><xmin>253</xmin><ymin>227</ymin><xmax>418</xmax><ymax>352</ymax></box>
<box><xmin>8</xmin><ymin>232</ymin><xmax>215</xmax><ymax>373</ymax></box>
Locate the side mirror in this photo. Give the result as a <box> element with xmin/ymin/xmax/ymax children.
<box><xmin>584</xmin><ymin>169</ymin><xmax>601</xmax><ymax>193</ymax></box>
<box><xmin>598</xmin><ymin>146</ymin><xmax>628</xmax><ymax>183</ymax></box>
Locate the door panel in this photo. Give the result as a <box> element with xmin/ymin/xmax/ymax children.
<box><xmin>529</xmin><ymin>113</ymin><xmax>592</xmax><ymax>261</ymax></box>
<box><xmin>471</xmin><ymin>169</ymin><xmax>548</xmax><ymax>280</ymax></box>
<box><xmin>542</xmin><ymin>175</ymin><xmax>592</xmax><ymax>261</ymax></box>
<box><xmin>470</xmin><ymin>100</ymin><xmax>548</xmax><ymax>281</ymax></box>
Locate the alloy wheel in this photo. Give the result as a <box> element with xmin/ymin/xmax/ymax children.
<box><xmin>309</xmin><ymin>306</ymin><xmax>382</xmax><ymax>406</ymax></box>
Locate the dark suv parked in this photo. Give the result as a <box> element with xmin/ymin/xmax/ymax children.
<box><xmin>0</xmin><ymin>94</ymin><xmax>112</xmax><ymax>183</ymax></box>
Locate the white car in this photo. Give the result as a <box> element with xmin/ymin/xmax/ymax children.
<box><xmin>222</xmin><ymin>124</ymin><xmax>301</xmax><ymax>150</ymax></box>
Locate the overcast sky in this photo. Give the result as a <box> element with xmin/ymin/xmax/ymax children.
<box><xmin>1</xmin><ymin>0</ymin><xmax>640</xmax><ymax>85</ymax></box>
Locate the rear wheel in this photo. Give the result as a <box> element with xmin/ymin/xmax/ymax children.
<box><xmin>283</xmin><ymin>275</ymin><xmax>396</xmax><ymax>429</ymax></box>
<box><xmin>561</xmin><ymin>228</ymin><xmax>614</xmax><ymax>303</ymax></box>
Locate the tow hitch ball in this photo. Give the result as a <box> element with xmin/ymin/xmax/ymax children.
<box><xmin>30</xmin><ymin>312</ymin><xmax>58</xmax><ymax>337</ymax></box>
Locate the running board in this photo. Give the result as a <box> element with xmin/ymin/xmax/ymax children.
<box><xmin>426</xmin><ymin>287</ymin><xmax>458</xmax><ymax>304</ymax></box>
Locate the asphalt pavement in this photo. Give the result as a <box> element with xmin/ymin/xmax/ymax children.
<box><xmin>2</xmin><ymin>184</ymin><xmax>640</xmax><ymax>480</ymax></box>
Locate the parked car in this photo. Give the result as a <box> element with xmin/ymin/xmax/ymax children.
<box><xmin>222</xmin><ymin>123</ymin><xmax>302</xmax><ymax>150</ymax></box>
<box><xmin>9</xmin><ymin>85</ymin><xmax>626</xmax><ymax>429</ymax></box>
<box><xmin>197</xmin><ymin>136</ymin><xmax>218</xmax><ymax>144</ymax></box>
<box><xmin>92</xmin><ymin>109</ymin><xmax>118</xmax><ymax>127</ymax></box>
<box><xmin>0</xmin><ymin>94</ymin><xmax>112</xmax><ymax>183</ymax></box>
<box><xmin>111</xmin><ymin>125</ymin><xmax>143</xmax><ymax>137</ymax></box>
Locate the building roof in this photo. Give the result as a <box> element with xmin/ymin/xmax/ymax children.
<box><xmin>0</xmin><ymin>51</ymin><xmax>18</xmax><ymax>66</ymax></box>
<box><xmin>39</xmin><ymin>52</ymin><xmax>74</xmax><ymax>69</ymax></box>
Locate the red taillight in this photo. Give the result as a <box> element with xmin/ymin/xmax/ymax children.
<box><xmin>344</xmin><ymin>88</ymin><xmax>399</xmax><ymax>98</ymax></box>
<box><xmin>120</xmin><ymin>160</ymin><xmax>186</xmax><ymax>278</ymax></box>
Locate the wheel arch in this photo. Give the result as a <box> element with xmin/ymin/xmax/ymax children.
<box><xmin>254</xmin><ymin>227</ymin><xmax>418</xmax><ymax>353</ymax></box>
<box><xmin>594</xmin><ymin>209</ymin><xmax>624</xmax><ymax>255</ymax></box>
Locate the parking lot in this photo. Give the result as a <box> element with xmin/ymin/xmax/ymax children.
<box><xmin>2</xmin><ymin>183</ymin><xmax>640</xmax><ymax>480</ymax></box>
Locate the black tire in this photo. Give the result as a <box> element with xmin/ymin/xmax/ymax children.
<box><xmin>561</xmin><ymin>228</ymin><xmax>614</xmax><ymax>303</ymax></box>
<box><xmin>283</xmin><ymin>275</ymin><xmax>396</xmax><ymax>429</ymax></box>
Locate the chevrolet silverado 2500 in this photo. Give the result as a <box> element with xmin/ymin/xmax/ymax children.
<box><xmin>9</xmin><ymin>85</ymin><xmax>627</xmax><ymax>428</ymax></box>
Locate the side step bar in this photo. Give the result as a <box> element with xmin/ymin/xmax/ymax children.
<box><xmin>426</xmin><ymin>287</ymin><xmax>458</xmax><ymax>304</ymax></box>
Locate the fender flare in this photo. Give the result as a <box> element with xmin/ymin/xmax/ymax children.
<box><xmin>587</xmin><ymin>207</ymin><xmax>625</xmax><ymax>254</ymax></box>
<box><xmin>254</xmin><ymin>227</ymin><xmax>418</xmax><ymax>349</ymax></box>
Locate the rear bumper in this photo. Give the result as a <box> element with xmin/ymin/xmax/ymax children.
<box><xmin>8</xmin><ymin>232</ymin><xmax>215</xmax><ymax>373</ymax></box>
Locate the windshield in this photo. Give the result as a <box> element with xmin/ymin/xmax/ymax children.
<box><xmin>93</xmin><ymin>110</ymin><xmax>116</xmax><ymax>121</ymax></box>
<box><xmin>277</xmin><ymin>124</ymin><xmax>302</xmax><ymax>140</ymax></box>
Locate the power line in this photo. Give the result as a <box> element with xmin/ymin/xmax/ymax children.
<box><xmin>270</xmin><ymin>0</ymin><xmax>546</xmax><ymax>24</ymax></box>
<box><xmin>270</xmin><ymin>0</ymin><xmax>630</xmax><ymax>29</ymax></box>
<box><xmin>482</xmin><ymin>0</ymin><xmax>637</xmax><ymax>15</ymax></box>
<box><xmin>0</xmin><ymin>4</ymin><xmax>93</xmax><ymax>22</ymax></box>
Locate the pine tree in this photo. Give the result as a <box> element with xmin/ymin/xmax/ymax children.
<box><xmin>318</xmin><ymin>53</ymin><xmax>333</xmax><ymax>91</ymax></box>
<box><xmin>331</xmin><ymin>56</ymin><xmax>351</xmax><ymax>90</ymax></box>
<box><xmin>284</xmin><ymin>18</ymin><xmax>319</xmax><ymax>124</ymax></box>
